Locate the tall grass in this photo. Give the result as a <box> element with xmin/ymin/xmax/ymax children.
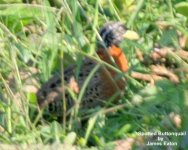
<box><xmin>0</xmin><ymin>0</ymin><xmax>188</xmax><ymax>149</ymax></box>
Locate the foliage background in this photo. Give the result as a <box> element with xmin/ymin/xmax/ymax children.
<box><xmin>0</xmin><ymin>0</ymin><xmax>188</xmax><ymax>149</ymax></box>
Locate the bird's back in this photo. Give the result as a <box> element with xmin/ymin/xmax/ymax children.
<box><xmin>37</xmin><ymin>58</ymin><xmax>117</xmax><ymax>117</ymax></box>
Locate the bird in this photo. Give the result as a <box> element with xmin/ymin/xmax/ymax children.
<box><xmin>37</xmin><ymin>22</ymin><xmax>139</xmax><ymax>117</ymax></box>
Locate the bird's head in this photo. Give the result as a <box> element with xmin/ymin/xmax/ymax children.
<box><xmin>97</xmin><ymin>22</ymin><xmax>139</xmax><ymax>72</ymax></box>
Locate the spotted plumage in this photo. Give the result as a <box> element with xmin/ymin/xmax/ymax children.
<box><xmin>37</xmin><ymin>22</ymin><xmax>138</xmax><ymax>117</ymax></box>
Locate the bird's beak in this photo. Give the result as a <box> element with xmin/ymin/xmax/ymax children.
<box><xmin>123</xmin><ymin>30</ymin><xmax>139</xmax><ymax>40</ymax></box>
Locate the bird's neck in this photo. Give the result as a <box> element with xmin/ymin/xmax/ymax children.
<box><xmin>97</xmin><ymin>45</ymin><xmax>129</xmax><ymax>72</ymax></box>
<box><xmin>96</xmin><ymin>46</ymin><xmax>128</xmax><ymax>92</ymax></box>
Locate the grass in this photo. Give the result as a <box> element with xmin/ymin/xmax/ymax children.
<box><xmin>0</xmin><ymin>0</ymin><xmax>188</xmax><ymax>149</ymax></box>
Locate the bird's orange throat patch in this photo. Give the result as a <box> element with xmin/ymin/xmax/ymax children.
<box><xmin>108</xmin><ymin>45</ymin><xmax>129</xmax><ymax>72</ymax></box>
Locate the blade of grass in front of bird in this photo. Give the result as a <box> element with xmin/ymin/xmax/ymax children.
<box><xmin>72</xmin><ymin>0</ymin><xmax>101</xmax><ymax>119</ymax></box>
<box><xmin>51</xmin><ymin>121</ymin><xmax>60</xmax><ymax>142</ymax></box>
<box><xmin>61</xmin><ymin>21</ymin><xmax>66</xmax><ymax>132</ymax></box>
<box><xmin>83</xmin><ymin>115</ymin><xmax>98</xmax><ymax>146</ymax></box>
<box><xmin>75</xmin><ymin>64</ymin><xmax>101</xmax><ymax>118</ymax></box>
<box><xmin>61</xmin><ymin>0</ymin><xmax>81</xmax><ymax>131</ymax></box>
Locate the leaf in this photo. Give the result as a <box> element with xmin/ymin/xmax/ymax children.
<box><xmin>64</xmin><ymin>132</ymin><xmax>77</xmax><ymax>145</ymax></box>
<box><xmin>159</xmin><ymin>29</ymin><xmax>178</xmax><ymax>47</ymax></box>
<box><xmin>0</xmin><ymin>4</ymin><xmax>55</xmax><ymax>18</ymax></box>
<box><xmin>27</xmin><ymin>92</ymin><xmax>37</xmax><ymax>104</ymax></box>
<box><xmin>0</xmin><ymin>0</ymin><xmax>21</xmax><ymax>3</ymax></box>
<box><xmin>83</xmin><ymin>115</ymin><xmax>97</xmax><ymax>146</ymax></box>
<box><xmin>175</xmin><ymin>2</ymin><xmax>188</xmax><ymax>19</ymax></box>
<box><xmin>115</xmin><ymin>124</ymin><xmax>132</xmax><ymax>137</ymax></box>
